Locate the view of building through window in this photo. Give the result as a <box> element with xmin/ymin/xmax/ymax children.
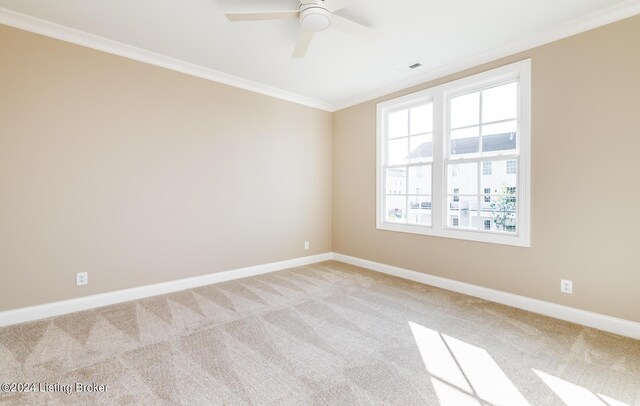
<box><xmin>447</xmin><ymin>160</ymin><xmax>517</xmax><ymax>232</ymax></box>
<box><xmin>446</xmin><ymin>81</ymin><xmax>519</xmax><ymax>233</ymax></box>
<box><xmin>384</xmin><ymin>83</ymin><xmax>519</xmax><ymax>233</ymax></box>
<box><xmin>385</xmin><ymin>102</ymin><xmax>433</xmax><ymax>226</ymax></box>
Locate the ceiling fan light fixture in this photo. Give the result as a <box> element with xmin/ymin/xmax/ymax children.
<box><xmin>300</xmin><ymin>5</ymin><xmax>331</xmax><ymax>32</ymax></box>
<box><xmin>225</xmin><ymin>0</ymin><xmax>372</xmax><ymax>58</ymax></box>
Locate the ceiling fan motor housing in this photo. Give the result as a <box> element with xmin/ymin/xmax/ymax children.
<box><xmin>299</xmin><ymin>3</ymin><xmax>331</xmax><ymax>32</ymax></box>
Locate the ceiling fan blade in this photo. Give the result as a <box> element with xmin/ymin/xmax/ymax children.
<box><xmin>292</xmin><ymin>29</ymin><xmax>315</xmax><ymax>58</ymax></box>
<box><xmin>331</xmin><ymin>14</ymin><xmax>376</xmax><ymax>40</ymax></box>
<box><xmin>225</xmin><ymin>10</ymin><xmax>299</xmax><ymax>22</ymax></box>
<box><xmin>324</xmin><ymin>0</ymin><xmax>354</xmax><ymax>13</ymax></box>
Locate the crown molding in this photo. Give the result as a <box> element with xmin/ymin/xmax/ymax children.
<box><xmin>2</xmin><ymin>2</ymin><xmax>639</xmax><ymax>114</ymax></box>
<box><xmin>0</xmin><ymin>7</ymin><xmax>335</xmax><ymax>112</ymax></box>
<box><xmin>331</xmin><ymin>0</ymin><xmax>640</xmax><ymax>111</ymax></box>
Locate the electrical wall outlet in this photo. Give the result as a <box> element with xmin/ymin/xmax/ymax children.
<box><xmin>560</xmin><ymin>279</ymin><xmax>572</xmax><ymax>294</ymax></box>
<box><xmin>304</xmin><ymin>241</ymin><xmax>310</xmax><ymax>250</ymax></box>
<box><xmin>77</xmin><ymin>272</ymin><xmax>88</xmax><ymax>286</ymax></box>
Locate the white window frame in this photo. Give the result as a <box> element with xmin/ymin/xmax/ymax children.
<box><xmin>376</xmin><ymin>59</ymin><xmax>531</xmax><ymax>247</ymax></box>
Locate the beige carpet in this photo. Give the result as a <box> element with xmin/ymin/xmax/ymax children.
<box><xmin>0</xmin><ymin>260</ymin><xmax>638</xmax><ymax>405</ymax></box>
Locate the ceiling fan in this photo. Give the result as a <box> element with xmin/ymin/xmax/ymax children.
<box><xmin>224</xmin><ymin>0</ymin><xmax>374</xmax><ymax>58</ymax></box>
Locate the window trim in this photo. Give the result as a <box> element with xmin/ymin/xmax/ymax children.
<box><xmin>376</xmin><ymin>59</ymin><xmax>531</xmax><ymax>247</ymax></box>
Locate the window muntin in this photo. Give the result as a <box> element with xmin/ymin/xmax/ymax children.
<box><xmin>377</xmin><ymin>60</ymin><xmax>530</xmax><ymax>247</ymax></box>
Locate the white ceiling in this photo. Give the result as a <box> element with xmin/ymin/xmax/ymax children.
<box><xmin>0</xmin><ymin>0</ymin><xmax>638</xmax><ymax>110</ymax></box>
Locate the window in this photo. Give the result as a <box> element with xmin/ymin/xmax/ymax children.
<box><xmin>382</xmin><ymin>102</ymin><xmax>433</xmax><ymax>226</ymax></box>
<box><xmin>506</xmin><ymin>187</ymin><xmax>516</xmax><ymax>199</ymax></box>
<box><xmin>377</xmin><ymin>60</ymin><xmax>531</xmax><ymax>246</ymax></box>
<box><xmin>482</xmin><ymin>161</ymin><xmax>492</xmax><ymax>175</ymax></box>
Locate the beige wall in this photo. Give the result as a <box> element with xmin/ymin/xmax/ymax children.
<box><xmin>0</xmin><ymin>25</ymin><xmax>332</xmax><ymax>311</ymax></box>
<box><xmin>2</xmin><ymin>15</ymin><xmax>639</xmax><ymax>323</ymax></box>
<box><xmin>333</xmin><ymin>15</ymin><xmax>640</xmax><ymax>323</ymax></box>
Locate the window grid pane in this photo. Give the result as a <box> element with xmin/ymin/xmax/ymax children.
<box><xmin>487</xmin><ymin>196</ymin><xmax>517</xmax><ymax>233</ymax></box>
<box><xmin>408</xmin><ymin>195</ymin><xmax>432</xmax><ymax>226</ymax></box>
<box><xmin>448</xmin><ymin>194</ymin><xmax>480</xmax><ymax>230</ymax></box>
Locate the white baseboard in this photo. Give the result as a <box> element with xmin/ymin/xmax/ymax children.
<box><xmin>331</xmin><ymin>253</ymin><xmax>640</xmax><ymax>340</ymax></box>
<box><xmin>3</xmin><ymin>251</ymin><xmax>638</xmax><ymax>340</ymax></box>
<box><xmin>0</xmin><ymin>253</ymin><xmax>332</xmax><ymax>327</ymax></box>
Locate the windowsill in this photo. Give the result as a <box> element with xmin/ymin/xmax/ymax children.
<box><xmin>377</xmin><ymin>222</ymin><xmax>530</xmax><ymax>247</ymax></box>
